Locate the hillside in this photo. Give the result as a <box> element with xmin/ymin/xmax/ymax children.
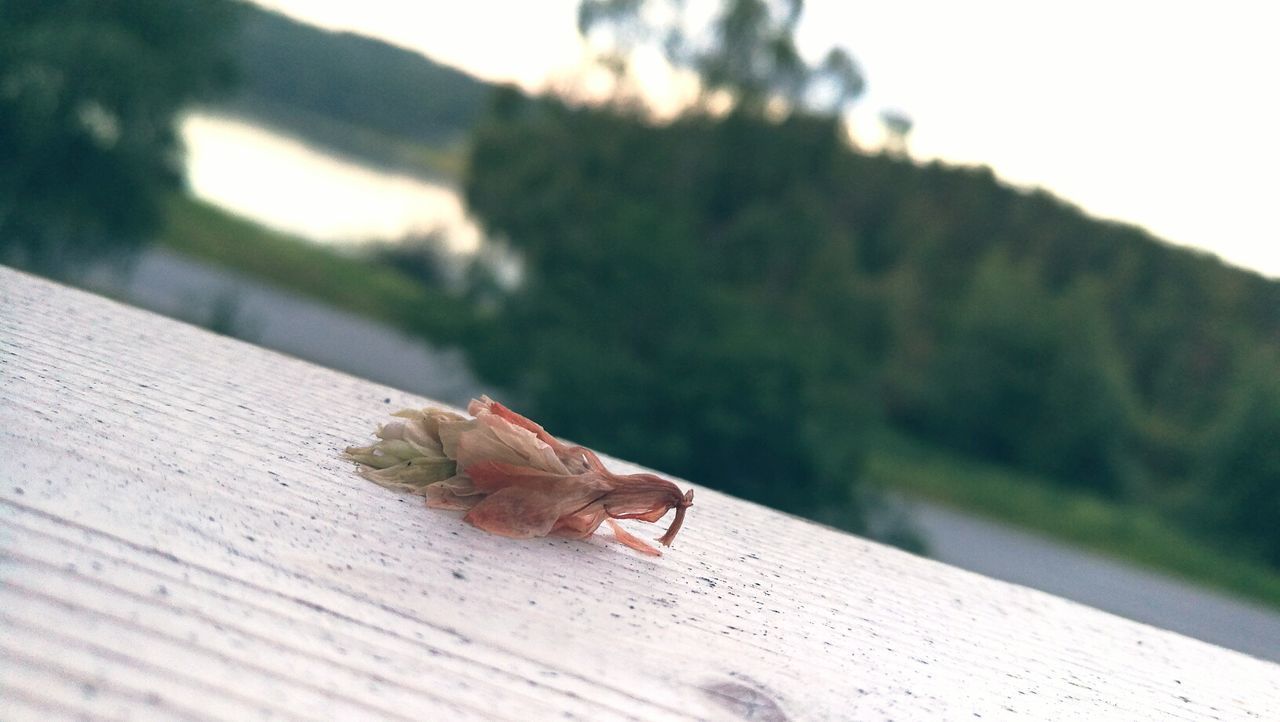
<box><xmin>209</xmin><ymin>1</ymin><xmax>494</xmax><ymax>176</ymax></box>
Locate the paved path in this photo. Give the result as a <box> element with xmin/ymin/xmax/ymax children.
<box><xmin>72</xmin><ymin>250</ymin><xmax>1280</xmax><ymax>664</ymax></box>
<box><xmin>908</xmin><ymin>500</ymin><xmax>1280</xmax><ymax>663</ymax></box>
<box><xmin>79</xmin><ymin>248</ymin><xmax>484</xmax><ymax>408</ymax></box>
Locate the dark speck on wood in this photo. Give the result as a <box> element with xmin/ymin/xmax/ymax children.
<box><xmin>701</xmin><ymin>679</ymin><xmax>788</xmax><ymax>722</ymax></box>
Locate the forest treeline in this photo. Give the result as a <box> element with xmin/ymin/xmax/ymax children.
<box><xmin>216</xmin><ymin>2</ymin><xmax>492</xmax><ymax>157</ymax></box>
<box><xmin>460</xmin><ymin>94</ymin><xmax>1280</xmax><ymax>565</ymax></box>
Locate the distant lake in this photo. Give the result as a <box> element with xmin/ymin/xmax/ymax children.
<box><xmin>180</xmin><ymin>112</ymin><xmax>482</xmax><ymax>252</ymax></box>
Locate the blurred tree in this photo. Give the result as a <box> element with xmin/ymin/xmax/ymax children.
<box><xmin>0</xmin><ymin>0</ymin><xmax>241</xmax><ymax>275</ymax></box>
<box><xmin>464</xmin><ymin>101</ymin><xmax>880</xmax><ymax>521</ymax></box>
<box><xmin>879</xmin><ymin>109</ymin><xmax>912</xmax><ymax>155</ymax></box>
<box><xmin>578</xmin><ymin>0</ymin><xmax>864</xmax><ymax>117</ymax></box>
<box><xmin>912</xmin><ymin>254</ymin><xmax>1136</xmax><ymax>495</ymax></box>
<box><xmin>1195</xmin><ymin>352</ymin><xmax>1280</xmax><ymax>565</ymax></box>
<box><xmin>368</xmin><ymin>230</ymin><xmax>452</xmax><ymax>288</ymax></box>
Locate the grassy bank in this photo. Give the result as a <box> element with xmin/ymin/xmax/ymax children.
<box><xmin>207</xmin><ymin>99</ymin><xmax>468</xmax><ymax>181</ymax></box>
<box><xmin>866</xmin><ymin>432</ymin><xmax>1280</xmax><ymax>609</ymax></box>
<box><xmin>158</xmin><ymin>194</ymin><xmax>469</xmax><ymax>338</ymax></box>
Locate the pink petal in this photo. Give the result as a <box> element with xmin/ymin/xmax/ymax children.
<box><xmin>461</xmin><ymin>462</ymin><xmax>612</xmax><ymax>540</ymax></box>
<box><xmin>452</xmin><ymin>416</ymin><xmax>568</xmax><ymax>475</ymax></box>
<box><xmin>424</xmin><ymin>483</ymin><xmax>484</xmax><ymax>511</ymax></box>
<box><xmin>606</xmin><ymin>519</ymin><xmax>661</xmax><ymax>556</ymax></box>
<box><xmin>550</xmin><ymin>507</ymin><xmax>609</xmax><ymax>539</ymax></box>
<box><xmin>464</xmin><ymin>485</ymin><xmax>595</xmax><ymax>539</ymax></box>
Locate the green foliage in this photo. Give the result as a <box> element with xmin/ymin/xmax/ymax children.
<box><xmin>0</xmin><ymin>0</ymin><xmax>241</xmax><ymax>274</ymax></box>
<box><xmin>1195</xmin><ymin>353</ymin><xmax>1280</xmax><ymax>566</ymax></box>
<box><xmin>578</xmin><ymin>0</ymin><xmax>863</xmax><ymax>116</ymax></box>
<box><xmin>840</xmin><ymin>154</ymin><xmax>1280</xmax><ymax>500</ymax></box>
<box><xmin>367</xmin><ymin>232</ymin><xmax>452</xmax><ymax>288</ymax></box>
<box><xmin>911</xmin><ymin>256</ymin><xmax>1136</xmax><ymax>495</ymax></box>
<box><xmin>461</xmin><ymin>90</ymin><xmax>1280</xmax><ymax>562</ymax></box>
<box><xmin>464</xmin><ymin>101</ymin><xmax>878</xmax><ymax>520</ymax></box>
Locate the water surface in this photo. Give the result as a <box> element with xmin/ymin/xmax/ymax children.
<box><xmin>180</xmin><ymin>112</ymin><xmax>482</xmax><ymax>251</ymax></box>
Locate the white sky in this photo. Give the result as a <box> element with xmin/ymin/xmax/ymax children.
<box><xmin>251</xmin><ymin>0</ymin><xmax>1280</xmax><ymax>279</ymax></box>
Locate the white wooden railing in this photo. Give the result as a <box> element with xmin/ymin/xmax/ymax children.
<box><xmin>2</xmin><ymin>265</ymin><xmax>1277</xmax><ymax>721</ymax></box>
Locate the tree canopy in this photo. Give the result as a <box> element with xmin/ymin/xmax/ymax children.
<box><xmin>578</xmin><ymin>0</ymin><xmax>864</xmax><ymax>117</ymax></box>
<box><xmin>0</xmin><ymin>0</ymin><xmax>241</xmax><ymax>274</ymax></box>
<box><xmin>461</xmin><ymin>87</ymin><xmax>1280</xmax><ymax>559</ymax></box>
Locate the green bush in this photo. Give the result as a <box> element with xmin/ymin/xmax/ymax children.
<box><xmin>1196</xmin><ymin>354</ymin><xmax>1280</xmax><ymax>565</ymax></box>
<box><xmin>463</xmin><ymin>102</ymin><xmax>878</xmax><ymax>521</ymax></box>
<box><xmin>0</xmin><ymin>0</ymin><xmax>240</xmax><ymax>274</ymax></box>
<box><xmin>911</xmin><ymin>256</ymin><xmax>1136</xmax><ymax>495</ymax></box>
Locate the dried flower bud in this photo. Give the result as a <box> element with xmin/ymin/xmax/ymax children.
<box><xmin>343</xmin><ymin>408</ymin><xmax>475</xmax><ymax>497</ymax></box>
<box><xmin>345</xmin><ymin>396</ymin><xmax>694</xmax><ymax>555</ymax></box>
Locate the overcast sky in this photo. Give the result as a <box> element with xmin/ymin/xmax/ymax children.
<box><xmin>251</xmin><ymin>0</ymin><xmax>1279</xmax><ymax>279</ymax></box>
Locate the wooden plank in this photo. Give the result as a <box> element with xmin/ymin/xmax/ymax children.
<box><xmin>2</xmin><ymin>265</ymin><xmax>1278</xmax><ymax>721</ymax></box>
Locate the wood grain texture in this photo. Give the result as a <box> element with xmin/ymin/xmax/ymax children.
<box><xmin>2</xmin><ymin>265</ymin><xmax>1278</xmax><ymax>721</ymax></box>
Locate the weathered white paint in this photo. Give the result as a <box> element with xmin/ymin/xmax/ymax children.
<box><xmin>1</xmin><ymin>265</ymin><xmax>1277</xmax><ymax>721</ymax></box>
